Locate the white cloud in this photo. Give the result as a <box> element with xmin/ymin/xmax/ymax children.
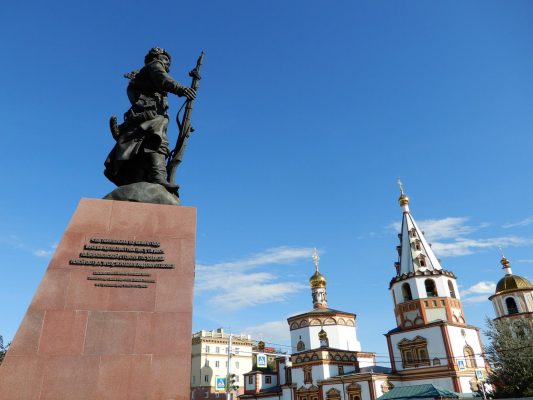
<box><xmin>431</xmin><ymin>236</ymin><xmax>533</xmax><ymax>257</ymax></box>
<box><xmin>34</xmin><ymin>249</ymin><xmax>54</xmax><ymax>257</ymax></box>
<box><xmin>33</xmin><ymin>243</ymin><xmax>58</xmax><ymax>258</ymax></box>
<box><xmin>195</xmin><ymin>246</ymin><xmax>314</xmax><ymax>310</ymax></box>
<box><xmin>460</xmin><ymin>281</ymin><xmax>496</xmax><ymax>304</ymax></box>
<box><xmin>461</xmin><ymin>281</ymin><xmax>496</xmax><ymax>296</ymax></box>
<box><xmin>242</xmin><ymin>320</ymin><xmax>291</xmax><ymax>345</ymax></box>
<box><xmin>390</xmin><ymin>216</ymin><xmax>533</xmax><ymax>258</ymax></box>
<box><xmin>517</xmin><ymin>259</ymin><xmax>533</xmax><ymax>264</ymax></box>
<box><xmin>503</xmin><ymin>216</ymin><xmax>533</xmax><ymax>229</ymax></box>
<box><xmin>462</xmin><ymin>295</ymin><xmax>492</xmax><ymax>304</ymax></box>
<box><xmin>417</xmin><ymin>217</ymin><xmax>478</xmax><ymax>241</ymax></box>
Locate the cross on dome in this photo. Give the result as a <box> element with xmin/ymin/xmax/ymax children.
<box><xmin>312</xmin><ymin>248</ymin><xmax>320</xmax><ymax>272</ymax></box>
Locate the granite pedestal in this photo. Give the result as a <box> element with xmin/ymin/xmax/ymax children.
<box><xmin>0</xmin><ymin>198</ymin><xmax>196</xmax><ymax>400</ymax></box>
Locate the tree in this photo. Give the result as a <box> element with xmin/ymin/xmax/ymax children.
<box><xmin>0</xmin><ymin>335</ymin><xmax>10</xmax><ymax>366</ymax></box>
<box><xmin>484</xmin><ymin>317</ymin><xmax>533</xmax><ymax>397</ymax></box>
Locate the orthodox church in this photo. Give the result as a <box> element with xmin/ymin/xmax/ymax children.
<box><xmin>240</xmin><ymin>187</ymin><xmax>488</xmax><ymax>400</ymax></box>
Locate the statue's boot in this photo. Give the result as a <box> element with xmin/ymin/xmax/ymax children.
<box><xmin>146</xmin><ymin>152</ymin><xmax>180</xmax><ymax>193</ymax></box>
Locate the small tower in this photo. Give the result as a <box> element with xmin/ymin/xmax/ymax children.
<box><xmin>390</xmin><ymin>181</ymin><xmax>465</xmax><ymax>327</ymax></box>
<box><xmin>489</xmin><ymin>253</ymin><xmax>533</xmax><ymax>320</ymax></box>
<box><xmin>310</xmin><ymin>249</ymin><xmax>328</xmax><ymax>309</ymax></box>
<box><xmin>385</xmin><ymin>183</ymin><xmax>486</xmax><ymax>394</ymax></box>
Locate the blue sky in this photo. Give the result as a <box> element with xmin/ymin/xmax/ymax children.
<box><xmin>1</xmin><ymin>1</ymin><xmax>532</xmax><ymax>365</ymax></box>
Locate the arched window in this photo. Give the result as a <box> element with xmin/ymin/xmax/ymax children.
<box><xmin>448</xmin><ymin>280</ymin><xmax>456</xmax><ymax>298</ymax></box>
<box><xmin>297</xmin><ymin>340</ymin><xmax>305</xmax><ymax>351</ymax></box>
<box><xmin>463</xmin><ymin>345</ymin><xmax>477</xmax><ymax>368</ymax></box>
<box><xmin>402</xmin><ymin>283</ymin><xmax>413</xmax><ymax>301</ymax></box>
<box><xmin>506</xmin><ymin>297</ymin><xmax>519</xmax><ymax>315</ymax></box>
<box><xmin>425</xmin><ymin>279</ymin><xmax>437</xmax><ymax>297</ymax></box>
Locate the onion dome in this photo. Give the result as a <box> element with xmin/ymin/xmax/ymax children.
<box><xmin>495</xmin><ymin>256</ymin><xmax>533</xmax><ymax>294</ymax></box>
<box><xmin>309</xmin><ymin>270</ymin><xmax>326</xmax><ymax>288</ymax></box>
<box><xmin>397</xmin><ymin>178</ymin><xmax>410</xmax><ymax>211</ymax></box>
<box><xmin>318</xmin><ymin>329</ymin><xmax>328</xmax><ymax>340</ymax></box>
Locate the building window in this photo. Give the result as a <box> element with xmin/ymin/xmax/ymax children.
<box><xmin>425</xmin><ymin>279</ymin><xmax>437</xmax><ymax>297</ymax></box>
<box><xmin>346</xmin><ymin>383</ymin><xmax>361</xmax><ymax>400</ymax></box>
<box><xmin>205</xmin><ymin>345</ymin><xmax>210</xmax><ymax>353</ymax></box>
<box><xmin>419</xmin><ymin>257</ymin><xmax>426</xmax><ymax>267</ymax></box>
<box><xmin>235</xmin><ymin>361</ymin><xmax>239</xmax><ymax>369</ymax></box>
<box><xmin>398</xmin><ymin>336</ymin><xmax>431</xmax><ymax>367</ymax></box>
<box><xmin>303</xmin><ymin>366</ymin><xmax>313</xmax><ymax>384</ymax></box>
<box><xmin>265</xmin><ymin>376</ymin><xmax>272</xmax><ymax>384</ymax></box>
<box><xmin>326</xmin><ymin>388</ymin><xmax>341</xmax><ymax>400</ymax></box>
<box><xmin>248</xmin><ymin>376</ymin><xmax>253</xmax><ymax>384</ymax></box>
<box><xmin>234</xmin><ymin>348</ymin><xmax>240</xmax><ymax>355</ymax></box>
<box><xmin>506</xmin><ymin>297</ymin><xmax>519</xmax><ymax>314</ymax></box>
<box><xmin>297</xmin><ymin>340</ymin><xmax>305</xmax><ymax>351</ymax></box>
<box><xmin>204</xmin><ymin>375</ymin><xmax>209</xmax><ymax>383</ymax></box>
<box><xmin>402</xmin><ymin>283</ymin><xmax>413</xmax><ymax>301</ymax></box>
<box><xmin>463</xmin><ymin>345</ymin><xmax>477</xmax><ymax>368</ymax></box>
<box><xmin>414</xmin><ymin>241</ymin><xmax>421</xmax><ymax>251</ymax></box>
<box><xmin>338</xmin><ymin>365</ymin><xmax>344</xmax><ymax>375</ymax></box>
<box><xmin>432</xmin><ymin>357</ymin><xmax>441</xmax><ymax>366</ymax></box>
<box><xmin>448</xmin><ymin>280</ymin><xmax>456</xmax><ymax>298</ymax></box>
<box><xmin>215</xmin><ymin>361</ymin><xmax>219</xmax><ymax>368</ymax></box>
<box><xmin>216</xmin><ymin>347</ymin><xmax>220</xmax><ymax>353</ymax></box>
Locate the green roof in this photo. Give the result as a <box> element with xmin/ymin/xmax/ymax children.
<box><xmin>377</xmin><ymin>384</ymin><xmax>459</xmax><ymax>400</ymax></box>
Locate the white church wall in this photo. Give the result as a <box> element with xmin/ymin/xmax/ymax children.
<box><xmin>295</xmin><ymin>325</ymin><xmax>360</xmax><ymax>351</ymax></box>
<box><xmin>291</xmin><ymin>328</ymin><xmax>312</xmax><ymax>352</ymax></box>
<box><xmin>356</xmin><ymin>356</ymin><xmax>375</xmax><ymax>368</ymax></box>
<box><xmin>459</xmin><ymin>376</ymin><xmax>477</xmax><ymax>393</ymax></box>
<box><xmin>291</xmin><ymin>367</ymin><xmax>304</xmax><ymax>387</ymax></box>
<box><xmin>446</xmin><ymin>326</ymin><xmax>485</xmax><ymax>369</ymax></box>
<box><xmin>389</xmin><ymin>326</ymin><xmax>445</xmax><ymax>371</ymax></box>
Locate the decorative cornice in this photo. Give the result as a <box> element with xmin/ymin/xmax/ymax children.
<box><xmin>385</xmin><ymin>320</ymin><xmax>479</xmax><ymax>336</ymax></box>
<box><xmin>288</xmin><ymin>314</ymin><xmax>356</xmax><ymax>331</ymax></box>
<box><xmin>489</xmin><ymin>287</ymin><xmax>533</xmax><ymax>300</ymax></box>
<box><xmin>389</xmin><ymin>269</ymin><xmax>456</xmax><ymax>289</ymax></box>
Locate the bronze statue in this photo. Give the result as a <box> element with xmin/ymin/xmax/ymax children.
<box><xmin>104</xmin><ymin>47</ymin><xmax>200</xmax><ymax>194</ymax></box>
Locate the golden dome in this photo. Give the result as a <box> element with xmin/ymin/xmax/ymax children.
<box><xmin>495</xmin><ymin>275</ymin><xmax>533</xmax><ymax>294</ymax></box>
<box><xmin>500</xmin><ymin>256</ymin><xmax>510</xmax><ymax>268</ymax></box>
<box><xmin>318</xmin><ymin>329</ymin><xmax>328</xmax><ymax>339</ymax></box>
<box><xmin>310</xmin><ymin>270</ymin><xmax>326</xmax><ymax>288</ymax></box>
<box><xmin>399</xmin><ymin>193</ymin><xmax>409</xmax><ymax>206</ymax></box>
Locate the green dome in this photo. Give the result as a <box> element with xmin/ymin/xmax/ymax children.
<box><xmin>495</xmin><ymin>274</ymin><xmax>533</xmax><ymax>294</ymax></box>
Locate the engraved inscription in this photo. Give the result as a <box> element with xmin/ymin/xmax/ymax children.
<box><xmin>87</xmin><ymin>277</ymin><xmax>156</xmax><ymax>283</ymax></box>
<box><xmin>84</xmin><ymin>244</ymin><xmax>164</xmax><ymax>254</ymax></box>
<box><xmin>69</xmin><ymin>260</ymin><xmax>174</xmax><ymax>269</ymax></box>
<box><xmin>80</xmin><ymin>252</ymin><xmax>165</xmax><ymax>261</ymax></box>
<box><xmin>70</xmin><ymin>237</ymin><xmax>175</xmax><ymax>289</ymax></box>
<box><xmin>95</xmin><ymin>283</ymin><xmax>148</xmax><ymax>288</ymax></box>
<box><xmin>90</xmin><ymin>238</ymin><xmax>160</xmax><ymax>247</ymax></box>
<box><xmin>92</xmin><ymin>271</ymin><xmax>151</xmax><ymax>277</ymax></box>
